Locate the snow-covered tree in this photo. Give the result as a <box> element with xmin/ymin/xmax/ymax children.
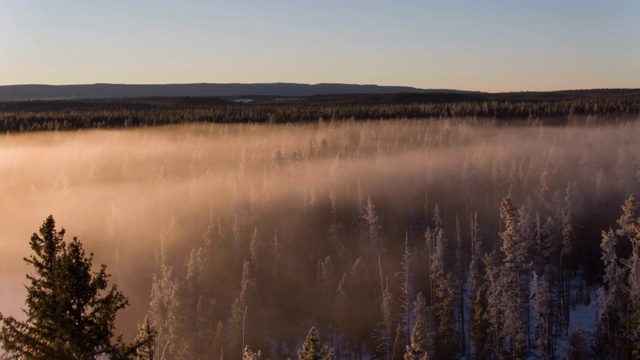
<box><xmin>392</xmin><ymin>324</ymin><xmax>407</xmax><ymax>360</ymax></box>
<box><xmin>398</xmin><ymin>234</ymin><xmax>412</xmax><ymax>344</ymax></box>
<box><xmin>531</xmin><ymin>272</ymin><xmax>553</xmax><ymax>359</ymax></box>
<box><xmin>565</xmin><ymin>326</ymin><xmax>589</xmax><ymax>360</ymax></box>
<box><xmin>229</xmin><ymin>260</ymin><xmax>269</xmax><ymax>357</ymax></box>
<box><xmin>133</xmin><ymin>316</ymin><xmax>156</xmax><ymax>360</ymax></box>
<box><xmin>212</xmin><ymin>320</ymin><xmax>226</xmax><ymax>360</ymax></box>
<box><xmin>559</xmin><ymin>182</ymin><xmax>576</xmax><ymax>335</ymax></box>
<box><xmin>250</xmin><ymin>227</ymin><xmax>265</xmax><ymax>276</ymax></box>
<box><xmin>148</xmin><ymin>263</ymin><xmax>182</xmax><ymax>359</ymax></box>
<box><xmin>405</xmin><ymin>292</ymin><xmax>433</xmax><ymax>360</ymax></box>
<box><xmin>468</xmin><ymin>212</ymin><xmax>488</xmax><ymax>359</ymax></box>
<box><xmin>484</xmin><ymin>250</ymin><xmax>504</xmax><ymax>359</ymax></box>
<box><xmin>430</xmin><ymin>227</ymin><xmax>455</xmax><ymax>358</ymax></box>
<box><xmin>243</xmin><ymin>345</ymin><xmax>262</xmax><ymax>360</ymax></box>
<box><xmin>620</xmin><ymin>195</ymin><xmax>640</xmax><ymax>357</ymax></box>
<box><xmin>594</xmin><ymin>229</ymin><xmax>626</xmax><ymax>358</ymax></box>
<box><xmin>298</xmin><ymin>327</ymin><xmax>334</xmax><ymax>360</ymax></box>
<box><xmin>377</xmin><ymin>257</ymin><xmax>395</xmax><ymax>360</ymax></box>
<box><xmin>498</xmin><ymin>197</ymin><xmax>528</xmax><ymax>358</ymax></box>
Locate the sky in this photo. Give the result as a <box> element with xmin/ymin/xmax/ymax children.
<box><xmin>0</xmin><ymin>1</ymin><xmax>638</xmax><ymax>92</ymax></box>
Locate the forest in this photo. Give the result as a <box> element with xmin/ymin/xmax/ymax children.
<box><xmin>1</xmin><ymin>88</ymin><xmax>640</xmax><ymax>132</ymax></box>
<box><xmin>1</xmin><ymin>92</ymin><xmax>640</xmax><ymax>359</ymax></box>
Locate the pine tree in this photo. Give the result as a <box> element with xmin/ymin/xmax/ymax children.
<box><xmin>405</xmin><ymin>292</ymin><xmax>432</xmax><ymax>360</ymax></box>
<box><xmin>559</xmin><ymin>182</ymin><xmax>575</xmax><ymax>336</ymax></box>
<box><xmin>595</xmin><ymin>229</ymin><xmax>625</xmax><ymax>358</ymax></box>
<box><xmin>497</xmin><ymin>197</ymin><xmax>528</xmax><ymax>358</ymax></box>
<box><xmin>229</xmin><ymin>260</ymin><xmax>269</xmax><ymax>357</ymax></box>
<box><xmin>398</xmin><ymin>234</ymin><xmax>412</xmax><ymax>345</ymax></box>
<box><xmin>0</xmin><ymin>216</ymin><xmax>155</xmax><ymax>359</ymax></box>
<box><xmin>392</xmin><ymin>324</ymin><xmax>406</xmax><ymax>360</ymax></box>
<box><xmin>298</xmin><ymin>327</ymin><xmax>334</xmax><ymax>360</ymax></box>
<box><xmin>432</xmin><ymin>204</ymin><xmax>443</xmax><ymax>233</ymax></box>
<box><xmin>334</xmin><ymin>272</ymin><xmax>350</xmax><ymax>357</ymax></box>
<box><xmin>483</xmin><ymin>250</ymin><xmax>504</xmax><ymax>359</ymax></box>
<box><xmin>316</xmin><ymin>255</ymin><xmax>335</xmax><ymax>345</ymax></box>
<box><xmin>499</xmin><ymin>197</ymin><xmax>525</xmax><ymax>264</ymax></box>
<box><xmin>243</xmin><ymin>345</ymin><xmax>262</xmax><ymax>360</ymax></box>
<box><xmin>377</xmin><ymin>256</ymin><xmax>395</xmax><ymax>360</ymax></box>
<box><xmin>250</xmin><ymin>227</ymin><xmax>264</xmax><ymax>276</ymax></box>
<box><xmin>430</xmin><ymin>228</ymin><xmax>455</xmax><ymax>359</ymax></box>
<box><xmin>565</xmin><ymin>326</ymin><xmax>589</xmax><ymax>360</ymax></box>
<box><xmin>531</xmin><ymin>272</ymin><xmax>553</xmax><ymax>359</ymax></box>
<box><xmin>616</xmin><ymin>195</ymin><xmax>640</xmax><ymax>239</ymax></box>
<box><xmin>364</xmin><ymin>196</ymin><xmax>383</xmax><ymax>252</ymax></box>
<box><xmin>133</xmin><ymin>316</ymin><xmax>156</xmax><ymax>360</ymax></box>
<box><xmin>617</xmin><ymin>194</ymin><xmax>640</xmax><ymax>357</ymax></box>
<box><xmin>148</xmin><ymin>263</ymin><xmax>181</xmax><ymax>359</ymax></box>
<box><xmin>212</xmin><ymin>320</ymin><xmax>227</xmax><ymax>360</ymax></box>
<box><xmin>467</xmin><ymin>212</ymin><xmax>488</xmax><ymax>360</ymax></box>
<box><xmin>595</xmin><ymin>194</ymin><xmax>640</xmax><ymax>358</ymax></box>
<box><xmin>453</xmin><ymin>215</ymin><xmax>466</xmax><ymax>355</ymax></box>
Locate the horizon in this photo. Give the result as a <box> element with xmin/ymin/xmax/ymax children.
<box><xmin>1</xmin><ymin>1</ymin><xmax>639</xmax><ymax>92</ymax></box>
<box><xmin>1</xmin><ymin>82</ymin><xmax>638</xmax><ymax>95</ymax></box>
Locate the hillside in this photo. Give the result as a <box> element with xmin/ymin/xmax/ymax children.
<box><xmin>0</xmin><ymin>83</ymin><xmax>470</xmax><ymax>101</ymax></box>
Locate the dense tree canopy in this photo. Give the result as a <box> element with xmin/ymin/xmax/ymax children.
<box><xmin>1</xmin><ymin>89</ymin><xmax>640</xmax><ymax>132</ymax></box>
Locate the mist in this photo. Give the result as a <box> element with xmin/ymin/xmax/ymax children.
<box><xmin>1</xmin><ymin>118</ymin><xmax>639</xmax><ymax>357</ymax></box>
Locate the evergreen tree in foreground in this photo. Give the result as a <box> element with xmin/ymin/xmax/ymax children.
<box><xmin>0</xmin><ymin>215</ymin><xmax>155</xmax><ymax>359</ymax></box>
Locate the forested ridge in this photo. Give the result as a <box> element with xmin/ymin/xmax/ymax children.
<box><xmin>1</xmin><ymin>89</ymin><xmax>639</xmax><ymax>132</ymax></box>
<box><xmin>1</xmin><ymin>106</ymin><xmax>640</xmax><ymax>358</ymax></box>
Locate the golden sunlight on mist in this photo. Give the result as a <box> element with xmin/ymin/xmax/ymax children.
<box><xmin>1</xmin><ymin>119</ymin><xmax>639</xmax><ymax>334</ymax></box>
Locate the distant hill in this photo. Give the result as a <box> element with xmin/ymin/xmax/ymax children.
<box><xmin>0</xmin><ymin>83</ymin><xmax>471</xmax><ymax>101</ymax></box>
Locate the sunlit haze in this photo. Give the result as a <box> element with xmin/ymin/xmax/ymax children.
<box><xmin>1</xmin><ymin>0</ymin><xmax>638</xmax><ymax>92</ymax></box>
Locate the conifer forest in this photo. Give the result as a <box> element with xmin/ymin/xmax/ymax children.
<box><xmin>1</xmin><ymin>94</ymin><xmax>640</xmax><ymax>359</ymax></box>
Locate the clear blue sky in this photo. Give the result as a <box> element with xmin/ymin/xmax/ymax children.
<box><xmin>0</xmin><ymin>0</ymin><xmax>638</xmax><ymax>92</ymax></box>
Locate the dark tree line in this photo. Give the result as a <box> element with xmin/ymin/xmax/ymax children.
<box><xmin>1</xmin><ymin>89</ymin><xmax>640</xmax><ymax>132</ymax></box>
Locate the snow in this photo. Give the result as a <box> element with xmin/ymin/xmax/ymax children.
<box><xmin>233</xmin><ymin>98</ymin><xmax>254</xmax><ymax>103</ymax></box>
<box><xmin>555</xmin><ymin>291</ymin><xmax>600</xmax><ymax>357</ymax></box>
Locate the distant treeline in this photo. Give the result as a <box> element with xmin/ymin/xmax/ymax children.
<box><xmin>1</xmin><ymin>89</ymin><xmax>639</xmax><ymax>132</ymax></box>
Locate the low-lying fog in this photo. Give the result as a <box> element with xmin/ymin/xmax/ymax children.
<box><xmin>1</xmin><ymin>119</ymin><xmax>639</xmax><ymax>346</ymax></box>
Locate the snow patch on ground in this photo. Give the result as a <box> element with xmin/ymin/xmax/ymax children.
<box><xmin>555</xmin><ymin>293</ymin><xmax>600</xmax><ymax>357</ymax></box>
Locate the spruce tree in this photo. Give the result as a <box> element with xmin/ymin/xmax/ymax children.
<box><xmin>243</xmin><ymin>345</ymin><xmax>262</xmax><ymax>360</ymax></box>
<box><xmin>430</xmin><ymin>228</ymin><xmax>455</xmax><ymax>359</ymax></box>
<box><xmin>250</xmin><ymin>227</ymin><xmax>264</xmax><ymax>277</ymax></box>
<box><xmin>229</xmin><ymin>260</ymin><xmax>269</xmax><ymax>357</ymax></box>
<box><xmin>617</xmin><ymin>194</ymin><xmax>640</xmax><ymax>357</ymax></box>
<box><xmin>498</xmin><ymin>197</ymin><xmax>528</xmax><ymax>358</ymax></box>
<box><xmin>132</xmin><ymin>316</ymin><xmax>156</xmax><ymax>360</ymax></box>
<box><xmin>147</xmin><ymin>263</ymin><xmax>181</xmax><ymax>359</ymax></box>
<box><xmin>298</xmin><ymin>327</ymin><xmax>334</xmax><ymax>360</ymax></box>
<box><xmin>595</xmin><ymin>229</ymin><xmax>624</xmax><ymax>357</ymax></box>
<box><xmin>595</xmin><ymin>195</ymin><xmax>640</xmax><ymax>358</ymax></box>
<box><xmin>565</xmin><ymin>326</ymin><xmax>589</xmax><ymax>360</ymax></box>
<box><xmin>398</xmin><ymin>234</ymin><xmax>412</xmax><ymax>346</ymax></box>
<box><xmin>377</xmin><ymin>256</ymin><xmax>395</xmax><ymax>360</ymax></box>
<box><xmin>0</xmin><ymin>216</ymin><xmax>155</xmax><ymax>359</ymax></box>
<box><xmin>212</xmin><ymin>320</ymin><xmax>227</xmax><ymax>360</ymax></box>
<box><xmin>531</xmin><ymin>272</ymin><xmax>553</xmax><ymax>359</ymax></box>
<box><xmin>392</xmin><ymin>324</ymin><xmax>406</xmax><ymax>360</ymax></box>
<box><xmin>468</xmin><ymin>212</ymin><xmax>488</xmax><ymax>359</ymax></box>
<box><xmin>559</xmin><ymin>183</ymin><xmax>575</xmax><ymax>335</ymax></box>
<box><xmin>405</xmin><ymin>292</ymin><xmax>432</xmax><ymax>360</ymax></box>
